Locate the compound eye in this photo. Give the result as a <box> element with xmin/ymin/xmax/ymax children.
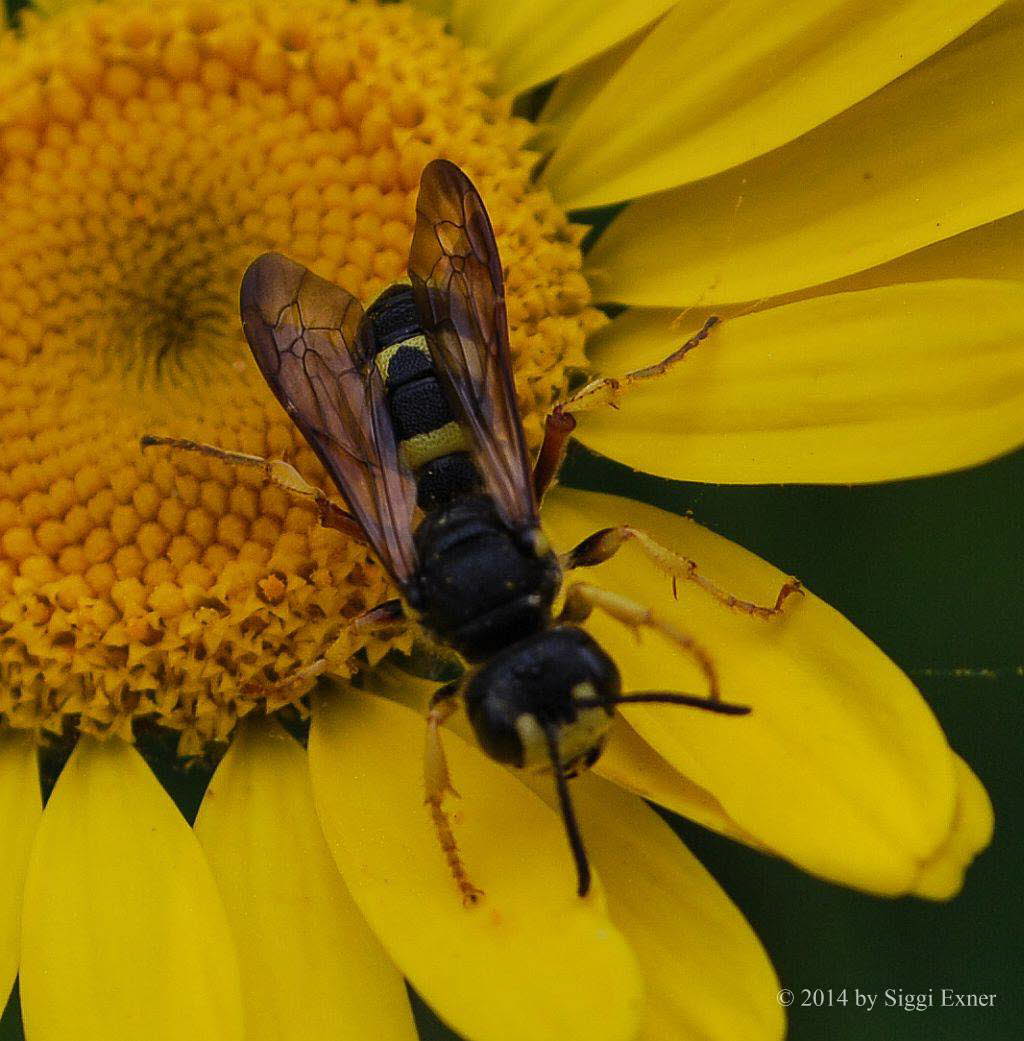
<box><xmin>466</xmin><ymin>696</ymin><xmax>527</xmax><ymax>767</ymax></box>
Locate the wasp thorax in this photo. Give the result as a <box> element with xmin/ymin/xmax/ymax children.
<box><xmin>464</xmin><ymin>627</ymin><xmax>621</xmax><ymax>771</ymax></box>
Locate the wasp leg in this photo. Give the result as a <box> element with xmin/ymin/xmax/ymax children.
<box><xmin>560</xmin><ymin>582</ymin><xmax>721</xmax><ymax>700</ymax></box>
<box><xmin>241</xmin><ymin>658</ymin><xmax>328</xmax><ymax>707</ymax></box>
<box><xmin>424</xmin><ymin>682</ymin><xmax>484</xmax><ymax>907</ymax></box>
<box><xmin>532</xmin><ymin>317</ymin><xmax>721</xmax><ymax>501</ymax></box>
<box><xmin>562</xmin><ymin>525</ymin><xmax>802</xmax><ymax>620</ymax></box>
<box><xmin>140</xmin><ymin>435</ymin><xmax>365</xmax><ymax>542</ymax></box>
<box><xmin>532</xmin><ymin>409</ymin><xmax>577</xmax><ymax>502</ymax></box>
<box><xmin>354</xmin><ymin>598</ymin><xmax>406</xmax><ymax>634</ymax></box>
<box><xmin>558</xmin><ymin>315</ymin><xmax>720</xmax><ymax>418</ymax></box>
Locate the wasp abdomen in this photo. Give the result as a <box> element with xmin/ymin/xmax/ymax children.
<box><xmin>367</xmin><ymin>286</ymin><xmax>481</xmax><ymax>510</ymax></box>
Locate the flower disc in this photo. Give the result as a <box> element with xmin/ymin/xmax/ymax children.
<box><xmin>0</xmin><ymin>0</ymin><xmax>602</xmax><ymax>750</ymax></box>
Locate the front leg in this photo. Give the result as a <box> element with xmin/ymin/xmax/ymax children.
<box><xmin>563</xmin><ymin>525</ymin><xmax>802</xmax><ymax>620</ymax></box>
<box><xmin>424</xmin><ymin>683</ymin><xmax>484</xmax><ymax>907</ymax></box>
<box><xmin>560</xmin><ymin>582</ymin><xmax>721</xmax><ymax>701</ymax></box>
<box><xmin>241</xmin><ymin>658</ymin><xmax>328</xmax><ymax>707</ymax></box>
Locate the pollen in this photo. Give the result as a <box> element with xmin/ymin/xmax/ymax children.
<box><xmin>0</xmin><ymin>0</ymin><xmax>602</xmax><ymax>752</ymax></box>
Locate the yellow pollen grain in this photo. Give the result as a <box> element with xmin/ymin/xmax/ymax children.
<box><xmin>0</xmin><ymin>0</ymin><xmax>601</xmax><ymax>752</ymax></box>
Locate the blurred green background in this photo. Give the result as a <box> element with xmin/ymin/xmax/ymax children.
<box><xmin>4</xmin><ymin>444</ymin><xmax>1020</xmax><ymax>1041</ymax></box>
<box><xmin>564</xmin><ymin>445</ymin><xmax>1023</xmax><ymax>1041</ymax></box>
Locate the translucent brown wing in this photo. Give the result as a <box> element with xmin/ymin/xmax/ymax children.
<box><xmin>239</xmin><ymin>253</ymin><xmax>419</xmax><ymax>588</ymax></box>
<box><xmin>408</xmin><ymin>159</ymin><xmax>539</xmax><ymax>531</ymax></box>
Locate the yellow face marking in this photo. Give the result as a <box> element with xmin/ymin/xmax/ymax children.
<box><xmin>374</xmin><ymin>335</ymin><xmax>430</xmax><ymax>381</ymax></box>
<box><xmin>571</xmin><ymin>681</ymin><xmax>595</xmax><ymax>703</ymax></box>
<box><xmin>515</xmin><ymin>705</ymin><xmax>612</xmax><ymax>771</ymax></box>
<box><xmin>514</xmin><ymin>713</ymin><xmax>547</xmax><ymax>769</ymax></box>
<box><xmin>558</xmin><ymin>708</ymin><xmax>612</xmax><ymax>766</ymax></box>
<box><xmin>401</xmin><ymin>420</ymin><xmax>469</xmax><ymax>469</ymax></box>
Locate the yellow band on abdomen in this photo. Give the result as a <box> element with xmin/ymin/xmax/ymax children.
<box><xmin>375</xmin><ymin>335</ymin><xmax>429</xmax><ymax>381</ymax></box>
<box><xmin>401</xmin><ymin>421</ymin><xmax>469</xmax><ymax>469</ymax></box>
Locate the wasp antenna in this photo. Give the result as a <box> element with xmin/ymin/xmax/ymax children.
<box><xmin>542</xmin><ymin>723</ymin><xmax>591</xmax><ymax>897</ymax></box>
<box><xmin>577</xmin><ymin>691</ymin><xmax>752</xmax><ymax>715</ymax></box>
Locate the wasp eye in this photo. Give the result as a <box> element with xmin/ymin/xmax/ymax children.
<box><xmin>469</xmin><ymin>698</ymin><xmax>528</xmax><ymax>767</ymax></box>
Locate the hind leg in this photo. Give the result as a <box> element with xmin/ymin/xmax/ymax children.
<box><xmin>532</xmin><ymin>317</ymin><xmax>720</xmax><ymax>502</ymax></box>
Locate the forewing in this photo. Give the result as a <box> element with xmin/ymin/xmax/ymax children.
<box><xmin>408</xmin><ymin>160</ymin><xmax>538</xmax><ymax>530</ymax></box>
<box><xmin>240</xmin><ymin>253</ymin><xmax>419</xmax><ymax>587</ymax></box>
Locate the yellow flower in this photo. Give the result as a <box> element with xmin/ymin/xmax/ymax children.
<box><xmin>0</xmin><ymin>0</ymin><xmax>1014</xmax><ymax>1039</ymax></box>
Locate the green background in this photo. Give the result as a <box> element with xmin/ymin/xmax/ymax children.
<box><xmin>4</xmin><ymin>445</ymin><xmax>1020</xmax><ymax>1041</ymax></box>
<box><xmin>2</xmin><ymin>0</ymin><xmax>1020</xmax><ymax>1036</ymax></box>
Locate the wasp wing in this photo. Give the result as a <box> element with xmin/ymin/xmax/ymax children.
<box><xmin>240</xmin><ymin>253</ymin><xmax>419</xmax><ymax>589</ymax></box>
<box><xmin>408</xmin><ymin>159</ymin><xmax>539</xmax><ymax>531</ymax></box>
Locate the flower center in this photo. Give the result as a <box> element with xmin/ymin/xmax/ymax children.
<box><xmin>0</xmin><ymin>0</ymin><xmax>603</xmax><ymax>752</ymax></box>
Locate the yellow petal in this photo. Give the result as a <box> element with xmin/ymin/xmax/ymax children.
<box><xmin>596</xmin><ymin>717</ymin><xmax>767</xmax><ymax>852</ymax></box>
<box><xmin>194</xmin><ymin>719</ymin><xmax>417</xmax><ymax>1041</ymax></box>
<box><xmin>360</xmin><ymin>664</ymin><xmax>781</xmax><ymax>1038</ymax></box>
<box><xmin>585</xmin><ymin>12</ymin><xmax>1024</xmax><ymax>305</ymax></box>
<box><xmin>577</xmin><ymin>281</ymin><xmax>1024</xmax><ymax>484</ymax></box>
<box><xmin>599</xmin><ymin>722</ymin><xmax>995</xmax><ymax>904</ymax></box>
<box><xmin>785</xmin><ymin>209</ymin><xmax>1024</xmax><ymax>300</ymax></box>
<box><xmin>308</xmin><ymin>685</ymin><xmax>642</xmax><ymax>1041</ymax></box>
<box><xmin>533</xmin><ymin>30</ymin><xmax>649</xmax><ymax>153</ymax></box>
<box><xmin>0</xmin><ymin>731</ymin><xmax>40</xmax><ymax>1007</ymax></box>
<box><xmin>911</xmin><ymin>756</ymin><xmax>994</xmax><ymax>900</ymax></box>
<box><xmin>574</xmin><ymin>773</ymin><xmax>783</xmax><ymax>1041</ymax></box>
<box><xmin>28</xmin><ymin>0</ymin><xmax>74</xmax><ymax>15</ymax></box>
<box><xmin>542</xmin><ymin>488</ymin><xmax>990</xmax><ymax>897</ymax></box>
<box><xmin>450</xmin><ymin>0</ymin><xmax>675</xmax><ymax>94</ymax></box>
<box><xmin>19</xmin><ymin>737</ymin><xmax>244</xmax><ymax>1041</ymax></box>
<box><xmin>545</xmin><ymin>0</ymin><xmax>1001</xmax><ymax>208</ymax></box>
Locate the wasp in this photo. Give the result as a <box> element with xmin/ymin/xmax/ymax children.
<box><xmin>144</xmin><ymin>160</ymin><xmax>800</xmax><ymax>902</ymax></box>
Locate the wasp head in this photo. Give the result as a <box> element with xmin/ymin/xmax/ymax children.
<box><xmin>463</xmin><ymin>625</ymin><xmax>621</xmax><ymax>775</ymax></box>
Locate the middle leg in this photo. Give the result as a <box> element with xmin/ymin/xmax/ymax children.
<box><xmin>562</xmin><ymin>525</ymin><xmax>802</xmax><ymax>620</ymax></box>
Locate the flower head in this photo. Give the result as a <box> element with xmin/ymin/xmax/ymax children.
<box><xmin>0</xmin><ymin>0</ymin><xmax>600</xmax><ymax>751</ymax></box>
<box><xmin>1</xmin><ymin>1</ymin><xmax>1016</xmax><ymax>1040</ymax></box>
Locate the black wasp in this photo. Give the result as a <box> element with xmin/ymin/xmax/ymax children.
<box><xmin>144</xmin><ymin>160</ymin><xmax>800</xmax><ymax>902</ymax></box>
